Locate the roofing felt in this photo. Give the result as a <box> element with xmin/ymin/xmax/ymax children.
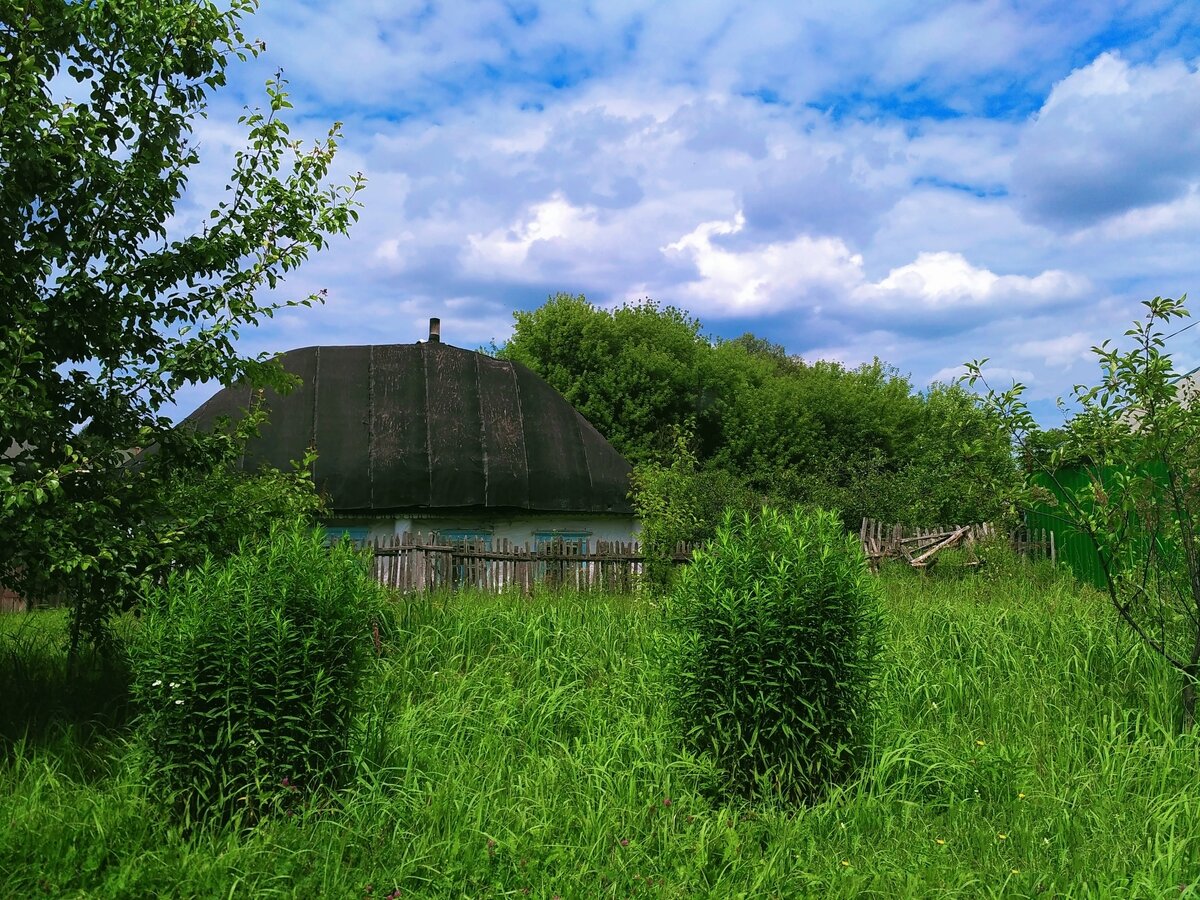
<box><xmin>180</xmin><ymin>342</ymin><xmax>634</xmax><ymax>515</ymax></box>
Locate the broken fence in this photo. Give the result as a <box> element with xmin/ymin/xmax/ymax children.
<box><xmin>859</xmin><ymin>518</ymin><xmax>1056</xmax><ymax>571</ymax></box>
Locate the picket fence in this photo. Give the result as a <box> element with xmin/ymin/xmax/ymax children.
<box><xmin>0</xmin><ymin>521</ymin><xmax>1061</xmax><ymax>611</ymax></box>
<box><xmin>369</xmin><ymin>533</ymin><xmax>695</xmax><ymax>594</ymax></box>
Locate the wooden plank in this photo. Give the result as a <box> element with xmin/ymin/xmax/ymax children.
<box><xmin>910</xmin><ymin>525</ymin><xmax>970</xmax><ymax>568</ymax></box>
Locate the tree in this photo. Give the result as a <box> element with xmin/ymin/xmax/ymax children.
<box><xmin>498</xmin><ymin>294</ymin><xmax>712</xmax><ymax>465</ymax></box>
<box><xmin>500</xmin><ymin>293</ymin><xmax>1018</xmax><ymax>528</ymax></box>
<box><xmin>0</xmin><ymin>1</ymin><xmax>364</xmax><ymax>654</ymax></box>
<box><xmin>966</xmin><ymin>295</ymin><xmax>1200</xmax><ymax>730</ymax></box>
<box><xmin>1019</xmin><ymin>426</ymin><xmax>1090</xmax><ymax>474</ymax></box>
<box><xmin>629</xmin><ymin>424</ymin><xmax>756</xmax><ymax>593</ymax></box>
<box><xmin>900</xmin><ymin>382</ymin><xmax>1018</xmax><ymax>525</ymax></box>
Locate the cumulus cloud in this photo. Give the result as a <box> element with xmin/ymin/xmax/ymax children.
<box><xmin>663</xmin><ymin>212</ymin><xmax>866</xmax><ymax>314</ymax></box>
<box><xmin>1014</xmin><ymin>333</ymin><xmax>1094</xmax><ymax>368</ymax></box>
<box><xmin>464</xmin><ymin>194</ymin><xmax>602</xmax><ymax>275</ymax></box>
<box><xmin>1012</xmin><ymin>52</ymin><xmax>1200</xmax><ymax>228</ymax></box>
<box><xmin>863</xmin><ymin>251</ymin><xmax>1087</xmax><ymax>310</ymax></box>
<box><xmin>662</xmin><ymin>211</ymin><xmax>1087</xmax><ymax>326</ymax></box>
<box><xmin>154</xmin><ymin>3</ymin><xmax>1200</xmax><ymax>427</ymax></box>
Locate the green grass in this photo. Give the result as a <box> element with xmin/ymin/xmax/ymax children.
<box><xmin>2</xmin><ymin>568</ymin><xmax>1198</xmax><ymax>898</ymax></box>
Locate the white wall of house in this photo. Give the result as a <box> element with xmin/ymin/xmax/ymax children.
<box><xmin>324</xmin><ymin>512</ymin><xmax>639</xmax><ymax>548</ymax></box>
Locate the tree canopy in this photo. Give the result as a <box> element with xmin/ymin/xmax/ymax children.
<box><xmin>968</xmin><ymin>295</ymin><xmax>1200</xmax><ymax>730</ymax></box>
<box><xmin>498</xmin><ymin>293</ymin><xmax>1017</xmax><ymax>528</ymax></box>
<box><xmin>0</xmin><ymin>0</ymin><xmax>362</xmax><ymax>650</ymax></box>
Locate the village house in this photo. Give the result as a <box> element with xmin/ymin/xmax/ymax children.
<box><xmin>180</xmin><ymin>320</ymin><xmax>638</xmax><ymax>552</ymax></box>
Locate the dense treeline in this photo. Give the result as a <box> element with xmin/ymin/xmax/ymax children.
<box><xmin>497</xmin><ymin>293</ymin><xmax>1016</xmax><ymax>528</ymax></box>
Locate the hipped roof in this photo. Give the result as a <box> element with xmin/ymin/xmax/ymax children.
<box><xmin>181</xmin><ymin>341</ymin><xmax>634</xmax><ymax>515</ymax></box>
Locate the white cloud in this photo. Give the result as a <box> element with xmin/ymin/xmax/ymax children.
<box><xmin>875</xmin><ymin>252</ymin><xmax>1007</xmax><ymax>305</ymax></box>
<box><xmin>929</xmin><ymin>364</ymin><xmax>969</xmax><ymax>384</ymax></box>
<box><xmin>152</xmin><ymin>5</ymin><xmax>1200</xmax><ymax>431</ymax></box>
<box><xmin>465</xmin><ymin>194</ymin><xmax>601</xmax><ymax>274</ymax></box>
<box><xmin>1013</xmin><ymin>52</ymin><xmax>1200</xmax><ymax>227</ymax></box>
<box><xmin>1014</xmin><ymin>333</ymin><xmax>1094</xmax><ymax>368</ymax></box>
<box><xmin>662</xmin><ymin>212</ymin><xmax>1087</xmax><ymax>322</ymax></box>
<box><xmin>662</xmin><ymin>211</ymin><xmax>865</xmax><ymax>314</ymax></box>
<box><xmin>862</xmin><ymin>251</ymin><xmax>1087</xmax><ymax>310</ymax></box>
<box><xmin>1069</xmin><ymin>185</ymin><xmax>1200</xmax><ymax>242</ymax></box>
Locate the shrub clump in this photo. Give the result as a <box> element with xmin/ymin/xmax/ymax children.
<box><xmin>666</xmin><ymin>506</ymin><xmax>881</xmax><ymax>803</ymax></box>
<box><xmin>128</xmin><ymin>522</ymin><xmax>390</xmax><ymax>825</ymax></box>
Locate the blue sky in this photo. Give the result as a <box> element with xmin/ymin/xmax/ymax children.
<box><xmin>169</xmin><ymin>0</ymin><xmax>1200</xmax><ymax>424</ymax></box>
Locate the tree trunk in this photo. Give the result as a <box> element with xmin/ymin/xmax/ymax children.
<box><xmin>67</xmin><ymin>603</ymin><xmax>83</xmax><ymax>680</ymax></box>
<box><xmin>1184</xmin><ymin>663</ymin><xmax>1198</xmax><ymax>732</ymax></box>
<box><xmin>1185</xmin><ymin>627</ymin><xmax>1200</xmax><ymax>732</ymax></box>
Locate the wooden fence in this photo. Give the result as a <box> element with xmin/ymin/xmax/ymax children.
<box><xmin>860</xmin><ymin>518</ymin><xmax>1056</xmax><ymax>571</ymax></box>
<box><xmin>0</xmin><ymin>586</ymin><xmax>24</xmax><ymax>613</ymax></box>
<box><xmin>370</xmin><ymin>533</ymin><xmax>695</xmax><ymax>594</ymax></box>
<box><xmin>0</xmin><ymin>520</ymin><xmax>1063</xmax><ymax>612</ymax></box>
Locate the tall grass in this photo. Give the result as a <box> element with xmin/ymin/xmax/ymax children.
<box><xmin>0</xmin><ymin>610</ymin><xmax>131</xmax><ymax>751</ymax></box>
<box><xmin>2</xmin><ymin>569</ymin><xmax>1198</xmax><ymax>897</ymax></box>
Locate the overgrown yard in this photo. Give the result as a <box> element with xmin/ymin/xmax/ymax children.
<box><xmin>2</xmin><ymin>567</ymin><xmax>1198</xmax><ymax>898</ymax></box>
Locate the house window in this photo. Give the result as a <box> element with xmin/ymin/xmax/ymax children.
<box><xmin>324</xmin><ymin>526</ymin><xmax>370</xmax><ymax>547</ymax></box>
<box><xmin>435</xmin><ymin>529</ymin><xmax>494</xmax><ymax>586</ymax></box>
<box><xmin>533</xmin><ymin>531</ymin><xmax>592</xmax><ymax>586</ymax></box>
<box><xmin>533</xmin><ymin>531</ymin><xmax>590</xmax><ymax>554</ymax></box>
<box><xmin>436</xmin><ymin>529</ymin><xmax>494</xmax><ymax>549</ymax></box>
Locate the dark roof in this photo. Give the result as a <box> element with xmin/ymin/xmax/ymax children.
<box><xmin>181</xmin><ymin>342</ymin><xmax>634</xmax><ymax>515</ymax></box>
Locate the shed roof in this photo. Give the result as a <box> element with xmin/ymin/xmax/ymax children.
<box><xmin>181</xmin><ymin>341</ymin><xmax>634</xmax><ymax>515</ymax></box>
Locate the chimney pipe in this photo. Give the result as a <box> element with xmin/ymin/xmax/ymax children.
<box><xmin>428</xmin><ymin>317</ymin><xmax>441</xmax><ymax>343</ymax></box>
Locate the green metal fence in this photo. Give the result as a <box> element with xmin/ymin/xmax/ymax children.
<box><xmin>1025</xmin><ymin>468</ymin><xmax>1106</xmax><ymax>589</ymax></box>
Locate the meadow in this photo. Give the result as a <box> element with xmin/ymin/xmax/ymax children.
<box><xmin>2</xmin><ymin>562</ymin><xmax>1198</xmax><ymax>898</ymax></box>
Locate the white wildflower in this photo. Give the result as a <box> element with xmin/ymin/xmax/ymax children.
<box><xmin>174</xmin><ymin>699</ymin><xmax>184</xmax><ymax>705</ymax></box>
<box><xmin>152</xmin><ymin>680</ymin><xmax>163</xmax><ymax>688</ymax></box>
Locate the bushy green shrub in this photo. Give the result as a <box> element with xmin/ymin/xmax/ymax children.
<box><xmin>128</xmin><ymin>522</ymin><xmax>390</xmax><ymax>826</ymax></box>
<box><xmin>630</xmin><ymin>425</ymin><xmax>758</xmax><ymax>594</ymax></box>
<box><xmin>972</xmin><ymin>536</ymin><xmax>1063</xmax><ymax>590</ymax></box>
<box><xmin>666</xmin><ymin>506</ymin><xmax>881</xmax><ymax>803</ymax></box>
<box><xmin>158</xmin><ymin>451</ymin><xmax>326</xmax><ymax>575</ymax></box>
<box><xmin>973</xmin><ymin>536</ymin><xmax>1025</xmax><ymax>581</ymax></box>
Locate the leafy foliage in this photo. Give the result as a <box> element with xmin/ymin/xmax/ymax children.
<box><xmin>665</xmin><ymin>506</ymin><xmax>882</xmax><ymax>803</ymax></box>
<box><xmin>629</xmin><ymin>425</ymin><xmax>757</xmax><ymax>593</ymax></box>
<box><xmin>966</xmin><ymin>294</ymin><xmax>1200</xmax><ymax>729</ymax></box>
<box><xmin>497</xmin><ymin>294</ymin><xmax>1017</xmax><ymax>526</ymax></box>
<box><xmin>128</xmin><ymin>522</ymin><xmax>390</xmax><ymax>826</ymax></box>
<box><xmin>498</xmin><ymin>295</ymin><xmax>710</xmax><ymax>465</ymax></box>
<box><xmin>156</xmin><ymin>442</ymin><xmax>325</xmax><ymax>574</ymax></box>
<box><xmin>0</xmin><ymin>1</ymin><xmax>364</xmax><ymax>654</ymax></box>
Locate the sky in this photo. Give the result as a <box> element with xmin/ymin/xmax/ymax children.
<box><xmin>170</xmin><ymin>0</ymin><xmax>1200</xmax><ymax>424</ymax></box>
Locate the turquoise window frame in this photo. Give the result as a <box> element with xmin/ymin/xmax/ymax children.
<box><xmin>436</xmin><ymin>529</ymin><xmax>494</xmax><ymax>549</ymax></box>
<box><xmin>435</xmin><ymin>529</ymin><xmax>494</xmax><ymax>585</ymax></box>
<box><xmin>533</xmin><ymin>531</ymin><xmax>591</xmax><ymax>582</ymax></box>
<box><xmin>324</xmin><ymin>526</ymin><xmax>370</xmax><ymax>547</ymax></box>
<box><xmin>533</xmin><ymin>531</ymin><xmax>591</xmax><ymax>554</ymax></box>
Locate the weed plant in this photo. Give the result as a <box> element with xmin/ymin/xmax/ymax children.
<box><xmin>1</xmin><ymin>569</ymin><xmax>1198</xmax><ymax>896</ymax></box>
<box><xmin>666</xmin><ymin>506</ymin><xmax>881</xmax><ymax>803</ymax></box>
<box><xmin>126</xmin><ymin>523</ymin><xmax>390</xmax><ymax>826</ymax></box>
<box><xmin>0</xmin><ymin>609</ymin><xmax>132</xmax><ymax>754</ymax></box>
